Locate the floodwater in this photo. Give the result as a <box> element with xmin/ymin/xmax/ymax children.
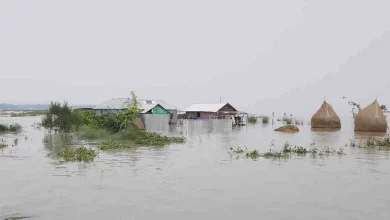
<box><xmin>1</xmin><ymin>116</ymin><xmax>390</xmax><ymax>220</ymax></box>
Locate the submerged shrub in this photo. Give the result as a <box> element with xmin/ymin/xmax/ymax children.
<box><xmin>57</xmin><ymin>146</ymin><xmax>98</xmax><ymax>162</ymax></box>
<box><xmin>262</xmin><ymin>116</ymin><xmax>269</xmax><ymax>124</ymax></box>
<box><xmin>248</xmin><ymin>116</ymin><xmax>257</xmax><ymax>124</ymax></box>
<box><xmin>0</xmin><ymin>124</ymin><xmax>9</xmax><ymax>132</ymax></box>
<box><xmin>0</xmin><ymin>123</ymin><xmax>22</xmax><ymax>133</ymax></box>
<box><xmin>9</xmin><ymin>123</ymin><xmax>22</xmax><ymax>132</ymax></box>
<box><xmin>246</xmin><ymin>150</ymin><xmax>260</xmax><ymax>159</ymax></box>
<box><xmin>41</xmin><ymin>101</ymin><xmax>80</xmax><ymax>133</ymax></box>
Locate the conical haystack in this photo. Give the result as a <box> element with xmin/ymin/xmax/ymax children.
<box><xmin>354</xmin><ymin>100</ymin><xmax>387</xmax><ymax>132</ymax></box>
<box><xmin>311</xmin><ymin>101</ymin><xmax>341</xmax><ymax>129</ymax></box>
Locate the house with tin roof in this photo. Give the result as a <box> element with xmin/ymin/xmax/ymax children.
<box><xmin>184</xmin><ymin>103</ymin><xmax>238</xmax><ymax>119</ymax></box>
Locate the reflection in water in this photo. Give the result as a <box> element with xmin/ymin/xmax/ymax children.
<box><xmin>1</xmin><ymin>116</ymin><xmax>390</xmax><ymax>219</ymax></box>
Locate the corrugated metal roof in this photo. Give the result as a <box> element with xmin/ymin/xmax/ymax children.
<box><xmin>93</xmin><ymin>98</ymin><xmax>130</xmax><ymax>110</ymax></box>
<box><xmin>93</xmin><ymin>98</ymin><xmax>169</xmax><ymax>113</ymax></box>
<box><xmin>139</xmin><ymin>100</ymin><xmax>181</xmax><ymax>111</ymax></box>
<box><xmin>185</xmin><ymin>103</ymin><xmax>230</xmax><ymax>112</ymax></box>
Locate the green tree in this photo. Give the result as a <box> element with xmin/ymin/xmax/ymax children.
<box><xmin>41</xmin><ymin>101</ymin><xmax>80</xmax><ymax>133</ymax></box>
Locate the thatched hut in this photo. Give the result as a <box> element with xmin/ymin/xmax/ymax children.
<box><xmin>311</xmin><ymin>101</ymin><xmax>341</xmax><ymax>129</ymax></box>
<box><xmin>354</xmin><ymin>100</ymin><xmax>387</xmax><ymax>132</ymax></box>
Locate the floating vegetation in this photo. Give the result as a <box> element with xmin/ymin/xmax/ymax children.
<box><xmin>262</xmin><ymin>116</ymin><xmax>269</xmax><ymax>124</ymax></box>
<box><xmin>349</xmin><ymin>136</ymin><xmax>390</xmax><ymax>148</ymax></box>
<box><xmin>263</xmin><ymin>151</ymin><xmax>289</xmax><ymax>159</ymax></box>
<box><xmin>98</xmin><ymin>141</ymin><xmax>129</xmax><ymax>150</ymax></box>
<box><xmin>245</xmin><ymin>150</ymin><xmax>260</xmax><ymax>159</ymax></box>
<box><xmin>247</xmin><ymin>116</ymin><xmax>258</xmax><ymax>124</ymax></box>
<box><xmin>57</xmin><ymin>146</ymin><xmax>98</xmax><ymax>162</ymax></box>
<box><xmin>282</xmin><ymin>142</ymin><xmax>308</xmax><ymax>154</ymax></box>
<box><xmin>134</xmin><ymin>132</ymin><xmax>185</xmax><ymax>146</ymax></box>
<box><xmin>230</xmin><ymin>146</ymin><xmax>245</xmax><ymax>154</ymax></box>
<box><xmin>229</xmin><ymin>140</ymin><xmax>345</xmax><ymax>160</ymax></box>
<box><xmin>98</xmin><ymin>132</ymin><xmax>185</xmax><ymax>150</ymax></box>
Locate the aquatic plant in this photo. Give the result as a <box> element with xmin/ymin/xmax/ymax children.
<box><xmin>247</xmin><ymin>116</ymin><xmax>258</xmax><ymax>124</ymax></box>
<box><xmin>98</xmin><ymin>132</ymin><xmax>185</xmax><ymax>150</ymax></box>
<box><xmin>246</xmin><ymin>150</ymin><xmax>260</xmax><ymax>159</ymax></box>
<box><xmin>57</xmin><ymin>146</ymin><xmax>98</xmax><ymax>162</ymax></box>
<box><xmin>262</xmin><ymin>116</ymin><xmax>269</xmax><ymax>124</ymax></box>
<box><xmin>230</xmin><ymin>146</ymin><xmax>245</xmax><ymax>153</ymax></box>
<box><xmin>263</xmin><ymin>151</ymin><xmax>288</xmax><ymax>159</ymax></box>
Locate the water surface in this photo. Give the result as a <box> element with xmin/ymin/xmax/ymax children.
<box><xmin>1</xmin><ymin>116</ymin><xmax>390</xmax><ymax>220</ymax></box>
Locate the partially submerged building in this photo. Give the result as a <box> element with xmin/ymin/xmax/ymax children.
<box><xmin>138</xmin><ymin>99</ymin><xmax>181</xmax><ymax>124</ymax></box>
<box><xmin>354</xmin><ymin>99</ymin><xmax>387</xmax><ymax>132</ymax></box>
<box><xmin>184</xmin><ymin>103</ymin><xmax>238</xmax><ymax>119</ymax></box>
<box><xmin>311</xmin><ymin>101</ymin><xmax>341</xmax><ymax>129</ymax></box>
<box><xmin>93</xmin><ymin>98</ymin><xmax>171</xmax><ymax>130</ymax></box>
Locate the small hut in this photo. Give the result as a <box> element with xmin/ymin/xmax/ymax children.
<box><xmin>354</xmin><ymin>99</ymin><xmax>387</xmax><ymax>132</ymax></box>
<box><xmin>311</xmin><ymin>101</ymin><xmax>341</xmax><ymax>129</ymax></box>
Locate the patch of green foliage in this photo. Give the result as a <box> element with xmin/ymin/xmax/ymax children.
<box><xmin>11</xmin><ymin>110</ymin><xmax>46</xmax><ymax>117</ymax></box>
<box><xmin>247</xmin><ymin>116</ymin><xmax>257</xmax><ymax>124</ymax></box>
<box><xmin>262</xmin><ymin>116</ymin><xmax>269</xmax><ymax>124</ymax></box>
<box><xmin>246</xmin><ymin>150</ymin><xmax>260</xmax><ymax>159</ymax></box>
<box><xmin>57</xmin><ymin>146</ymin><xmax>98</xmax><ymax>162</ymax></box>
<box><xmin>0</xmin><ymin>123</ymin><xmax>22</xmax><ymax>133</ymax></box>
<box><xmin>98</xmin><ymin>132</ymin><xmax>185</xmax><ymax>150</ymax></box>
<box><xmin>282</xmin><ymin>141</ymin><xmax>308</xmax><ymax>154</ymax></box>
<box><xmin>0</xmin><ymin>124</ymin><xmax>9</xmax><ymax>132</ymax></box>
<box><xmin>40</xmin><ymin>101</ymin><xmax>79</xmax><ymax>132</ymax></box>
<box><xmin>263</xmin><ymin>151</ymin><xmax>289</xmax><ymax>159</ymax></box>
<box><xmin>350</xmin><ymin>136</ymin><xmax>390</xmax><ymax>148</ymax></box>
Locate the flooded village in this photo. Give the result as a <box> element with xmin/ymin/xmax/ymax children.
<box><xmin>2</xmin><ymin>95</ymin><xmax>390</xmax><ymax>219</ymax></box>
<box><xmin>2</xmin><ymin>0</ymin><xmax>390</xmax><ymax>219</ymax></box>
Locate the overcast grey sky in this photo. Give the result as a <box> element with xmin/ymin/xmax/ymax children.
<box><xmin>1</xmin><ymin>0</ymin><xmax>389</xmax><ymax>118</ymax></box>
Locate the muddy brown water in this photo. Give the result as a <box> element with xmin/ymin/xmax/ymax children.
<box><xmin>1</xmin><ymin>116</ymin><xmax>390</xmax><ymax>219</ymax></box>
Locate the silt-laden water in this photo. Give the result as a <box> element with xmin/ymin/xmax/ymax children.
<box><xmin>1</xmin><ymin>116</ymin><xmax>390</xmax><ymax>220</ymax></box>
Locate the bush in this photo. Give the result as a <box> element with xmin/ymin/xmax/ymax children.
<box><xmin>247</xmin><ymin>116</ymin><xmax>257</xmax><ymax>123</ymax></box>
<box><xmin>262</xmin><ymin>116</ymin><xmax>269</xmax><ymax>124</ymax></box>
<box><xmin>9</xmin><ymin>123</ymin><xmax>22</xmax><ymax>132</ymax></box>
<box><xmin>0</xmin><ymin>124</ymin><xmax>9</xmax><ymax>132</ymax></box>
<box><xmin>41</xmin><ymin>101</ymin><xmax>80</xmax><ymax>132</ymax></box>
<box><xmin>0</xmin><ymin>123</ymin><xmax>22</xmax><ymax>133</ymax></box>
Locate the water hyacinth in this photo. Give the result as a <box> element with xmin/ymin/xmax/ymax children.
<box><xmin>57</xmin><ymin>146</ymin><xmax>98</xmax><ymax>162</ymax></box>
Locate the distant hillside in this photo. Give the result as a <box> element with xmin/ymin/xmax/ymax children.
<box><xmin>0</xmin><ymin>103</ymin><xmax>95</xmax><ymax>110</ymax></box>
